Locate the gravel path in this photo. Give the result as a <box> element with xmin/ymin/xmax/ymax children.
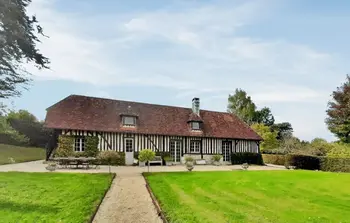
<box><xmin>92</xmin><ymin>171</ymin><xmax>163</xmax><ymax>223</ymax></box>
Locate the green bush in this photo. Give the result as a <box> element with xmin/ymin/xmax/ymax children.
<box><xmin>212</xmin><ymin>154</ymin><xmax>223</xmax><ymax>162</ymax></box>
<box><xmin>262</xmin><ymin>154</ymin><xmax>285</xmax><ymax>165</ymax></box>
<box><xmin>285</xmin><ymin>154</ymin><xmax>320</xmax><ymax>170</ymax></box>
<box><xmin>184</xmin><ymin>156</ymin><xmax>194</xmax><ymax>163</ymax></box>
<box><xmin>97</xmin><ymin>151</ymin><xmax>125</xmax><ymax>165</ymax></box>
<box><xmin>320</xmin><ymin>157</ymin><xmax>350</xmax><ymax>172</ymax></box>
<box><xmin>138</xmin><ymin>149</ymin><xmax>155</xmax><ymax>163</ymax></box>
<box><xmin>327</xmin><ymin>143</ymin><xmax>350</xmax><ymax>158</ymax></box>
<box><xmin>231</xmin><ymin>152</ymin><xmax>264</xmax><ymax>165</ymax></box>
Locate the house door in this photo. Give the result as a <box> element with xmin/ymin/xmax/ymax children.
<box><xmin>222</xmin><ymin>141</ymin><xmax>232</xmax><ymax>162</ymax></box>
<box><xmin>124</xmin><ymin>138</ymin><xmax>134</xmax><ymax>165</ymax></box>
<box><xmin>170</xmin><ymin>140</ymin><xmax>181</xmax><ymax>163</ymax></box>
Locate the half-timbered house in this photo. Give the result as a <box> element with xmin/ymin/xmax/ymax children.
<box><xmin>45</xmin><ymin>95</ymin><xmax>262</xmax><ymax>165</ymax></box>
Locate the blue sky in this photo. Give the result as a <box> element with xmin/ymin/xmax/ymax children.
<box><xmin>4</xmin><ymin>0</ymin><xmax>350</xmax><ymax>141</ymax></box>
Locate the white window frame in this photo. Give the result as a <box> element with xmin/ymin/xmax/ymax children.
<box><xmin>191</xmin><ymin>122</ymin><xmax>200</xmax><ymax>130</ymax></box>
<box><xmin>123</xmin><ymin>116</ymin><xmax>136</xmax><ymax>126</ymax></box>
<box><xmin>74</xmin><ymin>137</ymin><xmax>85</xmax><ymax>152</ymax></box>
<box><xmin>190</xmin><ymin>140</ymin><xmax>201</xmax><ymax>153</ymax></box>
<box><xmin>124</xmin><ymin>138</ymin><xmax>134</xmax><ymax>152</ymax></box>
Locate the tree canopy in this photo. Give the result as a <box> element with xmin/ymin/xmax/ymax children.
<box><xmin>227</xmin><ymin>89</ymin><xmax>276</xmax><ymax>126</ymax></box>
<box><xmin>326</xmin><ymin>75</ymin><xmax>350</xmax><ymax>143</ymax></box>
<box><xmin>0</xmin><ymin>0</ymin><xmax>49</xmax><ymax>98</ymax></box>
<box><xmin>253</xmin><ymin>107</ymin><xmax>275</xmax><ymax>126</ymax></box>
<box><xmin>227</xmin><ymin>89</ymin><xmax>256</xmax><ymax>125</ymax></box>
<box><xmin>0</xmin><ymin>109</ymin><xmax>50</xmax><ymax>147</ymax></box>
<box><xmin>271</xmin><ymin>122</ymin><xmax>293</xmax><ymax>140</ymax></box>
<box><xmin>251</xmin><ymin>123</ymin><xmax>279</xmax><ymax>151</ymax></box>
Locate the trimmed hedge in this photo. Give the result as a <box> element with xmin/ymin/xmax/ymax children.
<box><xmin>320</xmin><ymin>157</ymin><xmax>350</xmax><ymax>172</ymax></box>
<box><xmin>262</xmin><ymin>154</ymin><xmax>285</xmax><ymax>165</ymax></box>
<box><xmin>262</xmin><ymin>154</ymin><xmax>350</xmax><ymax>172</ymax></box>
<box><xmin>231</xmin><ymin>152</ymin><xmax>264</xmax><ymax>165</ymax></box>
<box><xmin>285</xmin><ymin>154</ymin><xmax>320</xmax><ymax>170</ymax></box>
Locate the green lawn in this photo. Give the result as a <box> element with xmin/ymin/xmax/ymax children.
<box><xmin>0</xmin><ymin>172</ymin><xmax>114</xmax><ymax>223</ymax></box>
<box><xmin>145</xmin><ymin>171</ymin><xmax>350</xmax><ymax>223</ymax></box>
<box><xmin>0</xmin><ymin>143</ymin><xmax>46</xmax><ymax>165</ymax></box>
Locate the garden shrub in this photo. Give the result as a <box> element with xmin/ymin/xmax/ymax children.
<box><xmin>97</xmin><ymin>151</ymin><xmax>125</xmax><ymax>165</ymax></box>
<box><xmin>320</xmin><ymin>157</ymin><xmax>350</xmax><ymax>172</ymax></box>
<box><xmin>231</xmin><ymin>152</ymin><xmax>264</xmax><ymax>165</ymax></box>
<box><xmin>184</xmin><ymin>156</ymin><xmax>194</xmax><ymax>163</ymax></box>
<box><xmin>285</xmin><ymin>154</ymin><xmax>320</xmax><ymax>170</ymax></box>
<box><xmin>55</xmin><ymin>135</ymin><xmax>74</xmax><ymax>157</ymax></box>
<box><xmin>139</xmin><ymin>149</ymin><xmax>155</xmax><ymax>172</ymax></box>
<box><xmin>212</xmin><ymin>154</ymin><xmax>223</xmax><ymax>162</ymax></box>
<box><xmin>262</xmin><ymin>154</ymin><xmax>285</xmax><ymax>165</ymax></box>
<box><xmin>138</xmin><ymin>149</ymin><xmax>155</xmax><ymax>163</ymax></box>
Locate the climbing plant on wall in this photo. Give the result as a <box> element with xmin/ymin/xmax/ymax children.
<box><xmin>55</xmin><ymin>135</ymin><xmax>74</xmax><ymax>157</ymax></box>
<box><xmin>84</xmin><ymin>136</ymin><xmax>99</xmax><ymax>157</ymax></box>
<box><xmin>54</xmin><ymin>135</ymin><xmax>99</xmax><ymax>157</ymax></box>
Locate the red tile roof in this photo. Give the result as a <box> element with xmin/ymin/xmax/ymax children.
<box><xmin>187</xmin><ymin>113</ymin><xmax>203</xmax><ymax>122</ymax></box>
<box><xmin>45</xmin><ymin>95</ymin><xmax>262</xmax><ymax>140</ymax></box>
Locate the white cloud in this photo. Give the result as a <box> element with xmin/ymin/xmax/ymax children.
<box><xmin>26</xmin><ymin>0</ymin><xmax>346</xmax><ymax>140</ymax></box>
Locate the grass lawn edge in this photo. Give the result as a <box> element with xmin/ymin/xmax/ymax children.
<box><xmin>142</xmin><ymin>172</ymin><xmax>167</xmax><ymax>223</ymax></box>
<box><xmin>88</xmin><ymin>173</ymin><xmax>116</xmax><ymax>223</ymax></box>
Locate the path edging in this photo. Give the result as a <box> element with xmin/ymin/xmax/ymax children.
<box><xmin>142</xmin><ymin>173</ymin><xmax>168</xmax><ymax>223</ymax></box>
<box><xmin>89</xmin><ymin>173</ymin><xmax>116</xmax><ymax>223</ymax></box>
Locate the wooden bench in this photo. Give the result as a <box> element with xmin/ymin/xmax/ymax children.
<box><xmin>149</xmin><ymin>156</ymin><xmax>163</xmax><ymax>166</ymax></box>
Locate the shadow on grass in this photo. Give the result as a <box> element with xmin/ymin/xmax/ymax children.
<box><xmin>0</xmin><ymin>200</ymin><xmax>59</xmax><ymax>214</ymax></box>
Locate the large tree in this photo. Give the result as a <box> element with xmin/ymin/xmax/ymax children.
<box><xmin>326</xmin><ymin>75</ymin><xmax>350</xmax><ymax>143</ymax></box>
<box><xmin>253</xmin><ymin>107</ymin><xmax>275</xmax><ymax>126</ymax></box>
<box><xmin>0</xmin><ymin>0</ymin><xmax>49</xmax><ymax>98</ymax></box>
<box><xmin>6</xmin><ymin>109</ymin><xmax>51</xmax><ymax>147</ymax></box>
<box><xmin>271</xmin><ymin>122</ymin><xmax>293</xmax><ymax>140</ymax></box>
<box><xmin>251</xmin><ymin>123</ymin><xmax>279</xmax><ymax>151</ymax></box>
<box><xmin>227</xmin><ymin>89</ymin><xmax>256</xmax><ymax>124</ymax></box>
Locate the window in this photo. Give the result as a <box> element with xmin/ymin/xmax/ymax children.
<box><xmin>190</xmin><ymin>140</ymin><xmax>201</xmax><ymax>153</ymax></box>
<box><xmin>74</xmin><ymin>137</ymin><xmax>85</xmax><ymax>152</ymax></box>
<box><xmin>125</xmin><ymin>138</ymin><xmax>133</xmax><ymax>152</ymax></box>
<box><xmin>191</xmin><ymin>122</ymin><xmax>200</xmax><ymax>130</ymax></box>
<box><xmin>123</xmin><ymin>116</ymin><xmax>136</xmax><ymax>126</ymax></box>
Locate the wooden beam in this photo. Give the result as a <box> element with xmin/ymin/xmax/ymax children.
<box><xmin>97</xmin><ymin>132</ymin><xmax>112</xmax><ymax>150</ymax></box>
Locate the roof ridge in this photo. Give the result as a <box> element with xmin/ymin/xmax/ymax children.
<box><xmin>70</xmin><ymin>94</ymin><xmax>232</xmax><ymax>114</ymax></box>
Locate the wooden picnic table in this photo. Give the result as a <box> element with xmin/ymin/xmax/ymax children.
<box><xmin>53</xmin><ymin>157</ymin><xmax>97</xmax><ymax>169</ymax></box>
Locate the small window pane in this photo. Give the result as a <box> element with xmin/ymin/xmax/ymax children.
<box><xmin>191</xmin><ymin>122</ymin><xmax>200</xmax><ymax>130</ymax></box>
<box><xmin>123</xmin><ymin>116</ymin><xmax>135</xmax><ymax>126</ymax></box>
<box><xmin>190</xmin><ymin>141</ymin><xmax>201</xmax><ymax>153</ymax></box>
<box><xmin>74</xmin><ymin>137</ymin><xmax>85</xmax><ymax>152</ymax></box>
<box><xmin>125</xmin><ymin>139</ymin><xmax>133</xmax><ymax>152</ymax></box>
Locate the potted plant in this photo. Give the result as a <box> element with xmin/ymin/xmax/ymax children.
<box><xmin>46</xmin><ymin>162</ymin><xmax>57</xmax><ymax>172</ymax></box>
<box><xmin>212</xmin><ymin>154</ymin><xmax>223</xmax><ymax>166</ymax></box>
<box><xmin>184</xmin><ymin>156</ymin><xmax>194</xmax><ymax>171</ymax></box>
<box><xmin>164</xmin><ymin>156</ymin><xmax>173</xmax><ymax>166</ymax></box>
<box><xmin>138</xmin><ymin>149</ymin><xmax>155</xmax><ymax>172</ymax></box>
<box><xmin>241</xmin><ymin>163</ymin><xmax>249</xmax><ymax>170</ymax></box>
